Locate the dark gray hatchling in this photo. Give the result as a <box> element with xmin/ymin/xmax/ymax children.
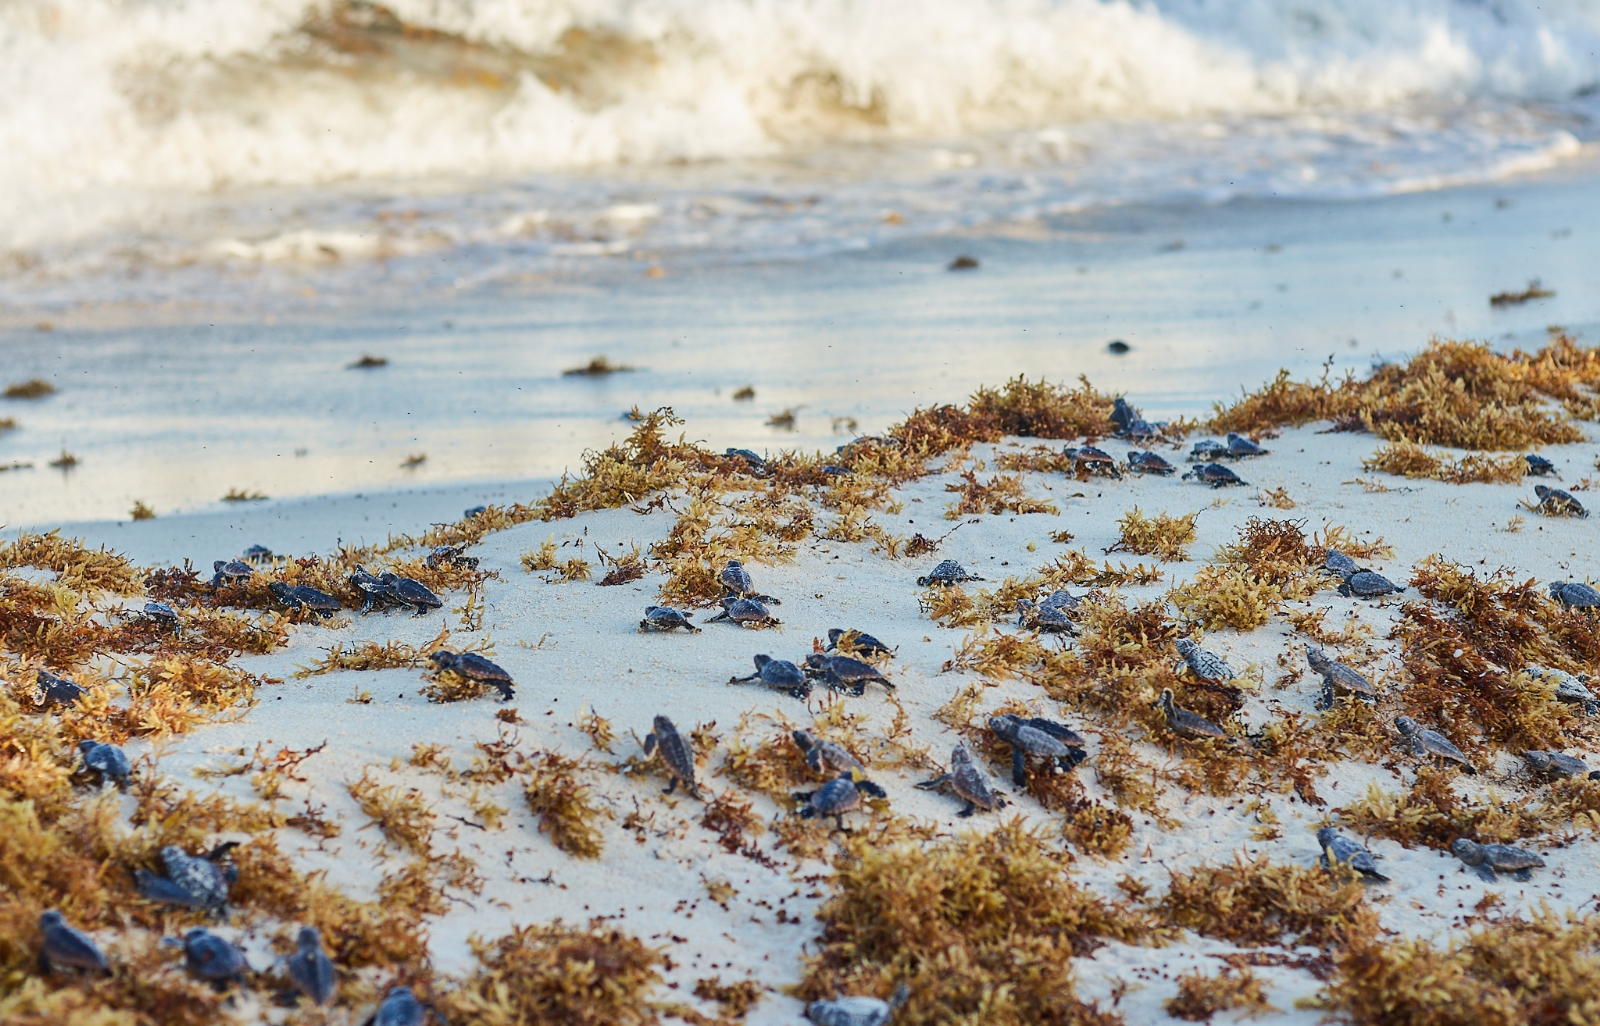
<box><xmin>1521</xmin><ymin>750</ymin><xmax>1594</xmax><ymax>782</ymax></box>
<box><xmin>1041</xmin><ymin>589</ymin><xmax>1081</xmax><ymax>612</ymax></box>
<box><xmin>804</xmin><ymin>653</ymin><xmax>894</xmax><ymax>694</ymax></box>
<box><xmin>642</xmin><ymin>715</ymin><xmax>700</xmax><ymax>798</ymax></box>
<box><xmin>242</xmin><ymin>544</ymin><xmax>274</xmax><ymax>564</ymax></box>
<box><xmin>1324</xmin><ymin>549</ymin><xmax>1362</xmax><ymax>578</ymax></box>
<box><xmin>718</xmin><ymin>559</ymin><xmax>780</xmax><ymax>603</ymax></box>
<box><xmin>1550</xmin><ymin>581</ymin><xmax>1600</xmax><ymax>611</ymax></box>
<box><xmin>79</xmin><ymin>740</ymin><xmax>131</xmax><ymax>788</ymax></box>
<box><xmin>807</xmin><ymin>984</ymin><xmax>911</xmax><ymax>1026</ymax></box>
<box><xmin>1225</xmin><ymin>433</ymin><xmax>1268</xmax><ymax>458</ymax></box>
<box><xmin>725</xmin><ymin>448</ymin><xmax>768</xmax><ymax>473</ymax></box>
<box><xmin>917</xmin><ymin>744</ymin><xmax>1006</xmax><ymax>817</ymax></box>
<box><xmin>1307</xmin><ymin>646</ymin><xmax>1378</xmax><ymax>709</ymax></box>
<box><xmin>795</xmin><ymin>774</ymin><xmax>889</xmax><ymax>830</ymax></box>
<box><xmin>382</xmin><ymin>573</ymin><xmax>443</xmax><ymax>616</ymax></box>
<box><xmin>792</xmin><ymin>731</ymin><xmax>867</xmax><ymax>776</ymax></box>
<box><xmin>425</xmin><ymin>543</ymin><xmax>479</xmax><ymax>570</ymax></box>
<box><xmin>1525</xmin><ymin>454</ymin><xmax>1558</xmax><ymax>478</ymax></box>
<box><xmin>182</xmin><ymin>927</ymin><xmax>250</xmax><ymax>988</ymax></box>
<box><xmin>38</xmin><ymin>910</ymin><xmax>108</xmax><ymax>974</ymax></box>
<box><xmin>1395</xmin><ymin>716</ymin><xmax>1476</xmax><ymax>774</ymax></box>
<box><xmin>37</xmin><ymin>669</ymin><xmax>85</xmax><ymax>708</ymax></box>
<box><xmin>142</xmin><ymin>600</ymin><xmax>181</xmax><ymax>637</ymax></box>
<box><xmin>1188</xmin><ymin>439</ymin><xmax>1227</xmax><ymax>462</ymax></box>
<box><xmin>1156</xmin><ymin>688</ymin><xmax>1227</xmax><ymax>741</ymax></box>
<box><xmin>1126</xmin><ymin>450</ymin><xmax>1176</xmax><ymax>476</ymax></box>
<box><xmin>1110</xmin><ymin>397</ymin><xmax>1141</xmax><ymax>436</ymax></box>
<box><xmin>1533</xmin><ymin>484</ymin><xmax>1586</xmax><ymax>518</ymax></box>
<box><xmin>1317</xmin><ymin>827</ymin><xmax>1389</xmax><ymax>883</ymax></box>
<box><xmin>988</xmin><ymin>714</ymin><xmax>1088</xmax><ymax>786</ymax></box>
<box><xmin>135</xmin><ymin>844</ymin><xmax>237</xmax><ymax>910</ymax></box>
<box><xmin>1182</xmin><ymin>462</ymin><xmax>1246</xmax><ymax>488</ymax></box>
<box><xmin>1174</xmin><ymin>639</ymin><xmax>1235</xmax><ymax>683</ymax></box>
<box><xmin>826</xmin><ymin>628</ymin><xmax>892</xmax><ymax>659</ymax></box>
<box><xmin>350</xmin><ymin>566</ymin><xmax>397</xmax><ymax>614</ymax></box>
<box><xmin>639</xmin><ymin>606</ymin><xmax>701</xmax><ymax>633</ymax></box>
<box><xmin>428</xmin><ymin>650</ymin><xmax>515</xmax><ymax>701</ymax></box>
<box><xmin>211</xmin><ymin>559</ymin><xmax>253</xmax><ymax>587</ymax></box>
<box><xmin>370</xmin><ymin>986</ymin><xmax>429</xmax><ymax>1026</ymax></box>
<box><xmin>1015</xmin><ymin>599</ymin><xmax>1077</xmax><ymax>635</ymax></box>
<box><xmin>286</xmin><ymin>925</ymin><xmax>337</xmax><ymax>1007</ymax></box>
<box><xmin>268</xmin><ymin>582</ymin><xmax>342</xmax><ymax>617</ymax></box>
<box><xmin>1338</xmin><ymin>570</ymin><xmax>1404</xmax><ymax>599</ymax></box>
<box><xmin>732</xmin><ymin>655</ymin><xmax>811</xmax><ymax>700</ymax></box>
<box><xmin>1450</xmin><ymin>838</ymin><xmax>1545</xmax><ymax>882</ymax></box>
<box><xmin>1524</xmin><ymin>665</ymin><xmax>1600</xmax><ymax>714</ymax></box>
<box><xmin>1065</xmin><ymin>445</ymin><xmax>1122</xmax><ymax>478</ymax></box>
<box><xmin>706</xmin><ymin>596</ymin><xmax>780</xmax><ymax>628</ymax></box>
<box><xmin>917</xmin><ymin>559</ymin><xmax>985</xmax><ymax>587</ymax></box>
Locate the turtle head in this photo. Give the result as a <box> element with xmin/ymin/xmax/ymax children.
<box><xmin>804</xmin><ymin>653</ymin><xmax>826</xmax><ymax>668</ymax></box>
<box><xmin>1550</xmin><ymin>581</ymin><xmax>1568</xmax><ymax>597</ymax></box>
<box><xmin>38</xmin><ymin>909</ymin><xmax>65</xmax><ymax>929</ymax></box>
<box><xmin>826</xmin><ymin>628</ymin><xmax>844</xmax><ymax>645</ymax></box>
<box><xmin>1536</xmin><ymin>485</ymin><xmax>1552</xmax><ymax>500</ymax></box>
<box><xmin>1521</xmin><ymin>751</ymin><xmax>1550</xmax><ymax>770</ymax></box>
<box><xmin>725</xmin><ymin>559</ymin><xmax>744</xmax><ymax>569</ymax></box>
<box><xmin>1016</xmin><ymin>599</ymin><xmax>1034</xmax><ymax>613</ymax></box>
<box><xmin>1394</xmin><ymin>716</ymin><xmax>1418</xmax><ymax>737</ymax></box>
<box><xmin>1156</xmin><ymin>688</ymin><xmax>1175</xmax><ymax>709</ymax></box>
<box><xmin>1315</xmin><ymin>826</ymin><xmax>1336</xmax><ymax>848</ymax></box>
<box><xmin>987</xmin><ymin>714</ymin><xmax>1018</xmax><ymax>737</ymax></box>
<box><xmin>652</xmin><ymin>714</ymin><xmax>675</xmax><ymax>735</ymax></box>
<box><xmin>950</xmin><ymin>744</ymin><xmax>973</xmax><ymax>767</ymax></box>
<box><xmin>791</xmin><ymin>730</ymin><xmax>815</xmax><ymax>751</ymax></box>
<box><xmin>77</xmin><ymin>739</ymin><xmax>97</xmax><ymax>755</ymax></box>
<box><xmin>1174</xmin><ymin>639</ymin><xmax>1195</xmax><ymax>657</ymax></box>
<box><xmin>428</xmin><ymin>650</ymin><xmax>456</xmax><ymax>669</ymax></box>
<box><xmin>752</xmin><ymin>654</ymin><xmax>773</xmax><ymax>670</ymax></box>
<box><xmin>1449</xmin><ymin>837</ymin><xmax>1480</xmax><ymax>860</ymax></box>
<box><xmin>296</xmin><ymin>926</ymin><xmax>321</xmax><ymax>951</ymax></box>
<box><xmin>268</xmin><ymin>581</ymin><xmax>291</xmax><ymax>600</ymax></box>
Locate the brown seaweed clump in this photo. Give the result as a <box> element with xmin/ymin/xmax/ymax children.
<box><xmin>1363</xmin><ymin>441</ymin><xmax>1526</xmax><ymax>484</ymax></box>
<box><xmin>943</xmin><ymin>470</ymin><xmax>1058</xmax><ymax>519</ymax></box>
<box><xmin>1164</xmin><ymin>965</ymin><xmax>1274</xmax><ymax>1021</ymax></box>
<box><xmin>1154</xmin><ymin>854</ymin><xmax>1374</xmax><ymax>951</ymax></box>
<box><xmin>799</xmin><ymin>819</ymin><xmax>1150</xmax><ymax>1026</ymax></box>
<box><xmin>523</xmin><ymin>751</ymin><xmax>608</xmax><ymax>859</ymax></box>
<box><xmin>1107</xmin><ymin>507</ymin><xmax>1198</xmax><ymax>562</ymax></box>
<box><xmin>1333</xmin><ymin>771</ymin><xmax>1546</xmax><ymax>851</ymax></box>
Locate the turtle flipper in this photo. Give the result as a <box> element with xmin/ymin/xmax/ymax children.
<box><xmin>957</xmin><ymin>801</ymin><xmax>977</xmax><ymax>818</ymax></box>
<box><xmin>916</xmin><ymin>774</ymin><xmax>951</xmax><ymax>792</ymax></box>
<box><xmin>857</xmin><ymin>780</ymin><xmax>888</xmax><ymax>800</ymax></box>
<box><xmin>1476</xmin><ymin>865</ymin><xmax>1498</xmax><ymax>883</ymax></box>
<box><xmin>643</xmin><ymin>733</ymin><xmax>658</xmax><ymax>757</ymax></box>
<box><xmin>1514</xmin><ymin>868</ymin><xmax>1533</xmax><ymax>882</ymax></box>
<box><xmin>662</xmin><ymin>778</ymin><xmax>678</xmax><ymax>796</ymax></box>
<box><xmin>1011</xmin><ymin>748</ymin><xmax>1028</xmax><ymax>788</ymax></box>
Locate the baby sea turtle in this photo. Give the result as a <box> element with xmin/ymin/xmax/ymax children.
<box><xmin>1317</xmin><ymin>827</ymin><xmax>1389</xmax><ymax>883</ymax></box>
<box><xmin>1182</xmin><ymin>462</ymin><xmax>1246</xmax><ymax>488</ymax></box>
<box><xmin>211</xmin><ymin>560</ymin><xmax>254</xmax><ymax>587</ymax></box>
<box><xmin>792</xmin><ymin>731</ymin><xmax>866</xmax><ymax>775</ymax></box>
<box><xmin>38</xmin><ymin>910</ymin><xmax>108</xmax><ymax>974</ymax></box>
<box><xmin>428</xmin><ymin>650</ymin><xmax>515</xmax><ymax>701</ymax></box>
<box><xmin>243</xmin><ymin>544</ymin><xmax>274</xmax><ymax>563</ymax></box>
<box><xmin>1126</xmin><ymin>450</ymin><xmax>1176</xmax><ymax>476</ymax></box>
<box><xmin>1110</xmin><ymin>397</ymin><xmax>1141</xmax><ymax>436</ymax></box>
<box><xmin>1395</xmin><ymin>716</ymin><xmax>1476</xmax><ymax>774</ymax></box>
<box><xmin>1015</xmin><ymin>598</ymin><xmax>1077</xmax><ymax>634</ymax></box>
<box><xmin>1533</xmin><ymin>484</ymin><xmax>1586</xmax><ymax>517</ymax></box>
<box><xmin>917</xmin><ymin>559</ymin><xmax>984</xmax><ymax>587</ymax></box>
<box><xmin>1525</xmin><ymin>454</ymin><xmax>1559</xmax><ymax>477</ymax></box>
<box><xmin>1450</xmin><ymin>838</ymin><xmax>1545</xmax><ymax>882</ymax></box>
<box><xmin>1338</xmin><ymin>569</ymin><xmax>1404</xmax><ymax>599</ymax></box>
<box><xmin>37</xmin><ymin>669</ymin><xmax>86</xmax><ymax>708</ymax></box>
<box><xmin>807</xmin><ymin>984</ymin><xmax>911</xmax><ymax>1026</ymax></box>
<box><xmin>805</xmin><ymin>653</ymin><xmax>894</xmax><ymax>695</ymax></box>
<box><xmin>135</xmin><ymin>844</ymin><xmax>238</xmax><ymax>910</ymax></box>
<box><xmin>795</xmin><ymin>773</ymin><xmax>889</xmax><ymax>830</ymax></box>
<box><xmin>268</xmin><ymin>582</ymin><xmax>342</xmax><ymax>618</ymax></box>
<box><xmin>1525</xmin><ymin>665</ymin><xmax>1600</xmax><ymax>712</ymax></box>
<box><xmin>732</xmin><ymin>655</ymin><xmax>811</xmax><ymax>700</ymax></box>
<box><xmin>1174</xmin><ymin>639</ymin><xmax>1236</xmax><ymax>683</ymax></box>
<box><xmin>286</xmin><ymin>925</ymin><xmax>337</xmax><ymax>1007</ymax></box>
<box><xmin>706</xmin><ymin>596</ymin><xmax>780</xmax><ymax>628</ymax></box>
<box><xmin>917</xmin><ymin>744</ymin><xmax>1006</xmax><ymax>817</ymax></box>
<box><xmin>719</xmin><ymin>559</ymin><xmax>780</xmax><ymax>603</ymax></box>
<box><xmin>424</xmin><ymin>544</ymin><xmax>479</xmax><ymax>570</ymax></box>
<box><xmin>142</xmin><ymin>600</ymin><xmax>181</xmax><ymax>636</ymax></box>
<box><xmin>1156</xmin><ymin>688</ymin><xmax>1227</xmax><ymax>741</ymax></box>
<box><xmin>826</xmin><ymin>628</ymin><xmax>892</xmax><ymax>659</ymax></box>
<box><xmin>1188</xmin><ymin>439</ymin><xmax>1227</xmax><ymax>462</ymax></box>
<box><xmin>640</xmin><ymin>606</ymin><xmax>701</xmax><ymax>633</ymax></box>
<box><xmin>463</xmin><ymin>505</ymin><xmax>488</xmax><ymax>518</ymax></box>
<box><xmin>1550</xmin><ymin>580</ymin><xmax>1600</xmax><ymax>610</ymax></box>
<box><xmin>1064</xmin><ymin>445</ymin><xmax>1122</xmax><ymax>478</ymax></box>
<box><xmin>725</xmin><ymin>448</ymin><xmax>768</xmax><ymax>474</ymax></box>
<box><xmin>183</xmin><ymin>928</ymin><xmax>250</xmax><ymax>988</ymax></box>
<box><xmin>988</xmin><ymin>714</ymin><xmax>1088</xmax><ymax>786</ymax></box>
<box><xmin>1324</xmin><ymin>549</ymin><xmax>1362</xmax><ymax>578</ymax></box>
<box><xmin>380</xmin><ymin>573</ymin><xmax>443</xmax><ymax>616</ymax></box>
<box><xmin>1306</xmin><ymin>646</ymin><xmax>1378</xmax><ymax>708</ymax></box>
<box><xmin>1042</xmin><ymin>589</ymin><xmax>1081</xmax><ymax>612</ymax></box>
<box><xmin>1521</xmin><ymin>750</ymin><xmax>1595</xmax><ymax>782</ymax></box>
<box><xmin>79</xmin><ymin>740</ymin><xmax>131</xmax><ymax>788</ymax></box>
<box><xmin>642</xmin><ymin>715</ymin><xmax>700</xmax><ymax>797</ymax></box>
<box><xmin>1225</xmin><ymin>433</ymin><xmax>1267</xmax><ymax>458</ymax></box>
<box><xmin>370</xmin><ymin>986</ymin><xmax>429</xmax><ymax>1026</ymax></box>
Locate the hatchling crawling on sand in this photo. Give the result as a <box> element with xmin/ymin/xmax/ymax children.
<box><xmin>1126</xmin><ymin>450</ymin><xmax>1176</xmax><ymax>475</ymax></box>
<box><xmin>141</xmin><ymin>600</ymin><xmax>181</xmax><ymax>636</ymax></box>
<box><xmin>1522</xmin><ymin>750</ymin><xmax>1597</xmax><ymax>782</ymax></box>
<box><xmin>988</xmin><ymin>714</ymin><xmax>1088</xmax><ymax>786</ymax></box>
<box><xmin>1188</xmin><ymin>439</ymin><xmax>1227</xmax><ymax>462</ymax></box>
<box><xmin>1395</xmin><ymin>716</ymin><xmax>1476</xmax><ymax>774</ymax></box>
<box><xmin>1306</xmin><ymin>646</ymin><xmax>1378</xmax><ymax>708</ymax></box>
<box><xmin>1324</xmin><ymin>549</ymin><xmax>1362</xmax><ymax>578</ymax></box>
<box><xmin>1524</xmin><ymin>665</ymin><xmax>1600</xmax><ymax>712</ymax></box>
<box><xmin>805</xmin><ymin>652</ymin><xmax>894</xmax><ymax>694</ymax></box>
<box><xmin>182</xmin><ymin>928</ymin><xmax>250</xmax><ymax>988</ymax></box>
<box><xmin>732</xmin><ymin>655</ymin><xmax>811</xmax><ymax>700</ymax></box>
<box><xmin>1182</xmin><ymin>462</ymin><xmax>1246</xmax><ymax>488</ymax></box>
<box><xmin>639</xmin><ymin>605</ymin><xmax>700</xmax><ymax>633</ymax></box>
<box><xmin>706</xmin><ymin>596</ymin><xmax>780</xmax><ymax>628</ymax></box>
<box><xmin>38</xmin><ymin>910</ymin><xmax>108</xmax><ymax>974</ymax></box>
<box><xmin>918</xmin><ymin>744</ymin><xmax>1007</xmax><ymax>817</ymax></box>
<box><xmin>79</xmin><ymin>740</ymin><xmax>131</xmax><ymax>788</ymax></box>
<box><xmin>827</xmin><ymin>627</ymin><xmax>892</xmax><ymax>659</ymax></box>
<box><xmin>807</xmin><ymin>984</ymin><xmax>911</xmax><ymax>1026</ymax></box>
<box><xmin>242</xmin><ymin>544</ymin><xmax>274</xmax><ymax>564</ymax></box>
<box><xmin>642</xmin><ymin>715</ymin><xmax>700</xmax><ymax>797</ymax></box>
<box><xmin>136</xmin><ymin>843</ymin><xmax>238</xmax><ymax>911</ymax></box>
<box><xmin>268</xmin><ymin>582</ymin><xmax>342</xmax><ymax>617</ymax></box>
<box><xmin>1016</xmin><ymin>598</ymin><xmax>1077</xmax><ymax>634</ymax></box>
<box><xmin>1338</xmin><ymin>569</ymin><xmax>1404</xmax><ymax>599</ymax></box>
<box><xmin>1156</xmin><ymin>688</ymin><xmax>1228</xmax><ymax>741</ymax></box>
<box><xmin>428</xmin><ymin>650</ymin><xmax>515</xmax><ymax>701</ymax></box>
<box><xmin>425</xmin><ymin>543</ymin><xmax>479</xmax><ymax>570</ymax></box>
<box><xmin>1451</xmin><ymin>838</ymin><xmax>1545</xmax><ymax>882</ymax></box>
<box><xmin>382</xmin><ymin>572</ymin><xmax>443</xmax><ymax>615</ymax></box>
<box><xmin>792</xmin><ymin>730</ymin><xmax>866</xmax><ymax>775</ymax></box>
<box><xmin>1225</xmin><ymin>433</ymin><xmax>1268</xmax><ymax>458</ymax></box>
<box><xmin>1525</xmin><ymin>454</ymin><xmax>1559</xmax><ymax>477</ymax></box>
<box><xmin>1317</xmin><ymin>827</ymin><xmax>1389</xmax><ymax>883</ymax></box>
<box><xmin>719</xmin><ymin>559</ymin><xmax>780</xmax><ymax>603</ymax></box>
<box><xmin>1064</xmin><ymin>444</ymin><xmax>1121</xmax><ymax>478</ymax></box>
<box><xmin>795</xmin><ymin>773</ymin><xmax>888</xmax><ymax>830</ymax></box>
<box><xmin>1174</xmin><ymin>639</ymin><xmax>1235</xmax><ymax>683</ymax></box>
<box><xmin>37</xmin><ymin>669</ymin><xmax>86</xmax><ymax>708</ymax></box>
<box><xmin>211</xmin><ymin>560</ymin><xmax>253</xmax><ymax>587</ymax></box>
<box><xmin>1549</xmin><ymin>580</ymin><xmax>1600</xmax><ymax>611</ymax></box>
<box><xmin>917</xmin><ymin>559</ymin><xmax>984</xmax><ymax>587</ymax></box>
<box><xmin>1532</xmin><ymin>484</ymin><xmax>1586</xmax><ymax>517</ymax></box>
<box><xmin>1111</xmin><ymin>397</ymin><xmax>1158</xmax><ymax>439</ymax></box>
<box><xmin>286</xmin><ymin>925</ymin><xmax>337</xmax><ymax>1007</ymax></box>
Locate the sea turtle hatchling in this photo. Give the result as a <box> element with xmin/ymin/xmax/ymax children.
<box><xmin>916</xmin><ymin>559</ymin><xmax>985</xmax><ymax>587</ymax></box>
<box><xmin>1450</xmin><ymin>838</ymin><xmax>1546</xmax><ymax>882</ymax></box>
<box><xmin>642</xmin><ymin>715</ymin><xmax>700</xmax><ymax>797</ymax></box>
<box><xmin>795</xmin><ymin>773</ymin><xmax>889</xmax><ymax>830</ymax></box>
<box><xmin>1110</xmin><ymin>397</ymin><xmax>1141</xmax><ymax>436</ymax></box>
<box><xmin>38</xmin><ymin>910</ymin><xmax>108</xmax><ymax>974</ymax></box>
<box><xmin>988</xmin><ymin>713</ymin><xmax>1088</xmax><ymax>786</ymax></box>
<box><xmin>1395</xmin><ymin>716</ymin><xmax>1476</xmax><ymax>774</ymax></box>
<box><xmin>826</xmin><ymin>628</ymin><xmax>892</xmax><ymax>659</ymax></box>
<box><xmin>1525</xmin><ymin>454</ymin><xmax>1559</xmax><ymax>478</ymax></box>
<box><xmin>1339</xmin><ymin>569</ymin><xmax>1404</xmax><ymax>599</ymax></box>
<box><xmin>1016</xmin><ymin>598</ymin><xmax>1078</xmax><ymax>634</ymax></box>
<box><xmin>1317</xmin><ymin>827</ymin><xmax>1389</xmax><ymax>883</ymax></box>
<box><xmin>349</xmin><ymin>566</ymin><xmax>396</xmax><ymax>614</ymax></box>
<box><xmin>79</xmin><ymin>740</ymin><xmax>131</xmax><ymax>788</ymax></box>
<box><xmin>1156</xmin><ymin>688</ymin><xmax>1228</xmax><ymax>741</ymax></box>
<box><xmin>792</xmin><ymin>731</ymin><xmax>867</xmax><ymax>776</ymax></box>
<box><xmin>725</xmin><ymin>448</ymin><xmax>768</xmax><ymax>474</ymax></box>
<box><xmin>640</xmin><ymin>606</ymin><xmax>701</xmax><ymax>633</ymax></box>
<box><xmin>1324</xmin><ymin>549</ymin><xmax>1362</xmax><ymax>578</ymax></box>
<box><xmin>1064</xmin><ymin>444</ymin><xmax>1122</xmax><ymax>478</ymax></box>
<box><xmin>1126</xmin><ymin>450</ymin><xmax>1176</xmax><ymax>476</ymax></box>
<box><xmin>917</xmin><ymin>744</ymin><xmax>1007</xmax><ymax>817</ymax></box>
<box><xmin>428</xmin><ymin>650</ymin><xmax>515</xmax><ymax>701</ymax></box>
<box><xmin>424</xmin><ymin>544</ymin><xmax>479</xmax><ymax>570</ymax></box>
<box><xmin>286</xmin><ymin>925</ymin><xmax>337</xmax><ymax>1007</ymax></box>
<box><xmin>1306</xmin><ymin>647</ymin><xmax>1378</xmax><ymax>708</ymax></box>
<box><xmin>1225</xmin><ymin>433</ymin><xmax>1268</xmax><ymax>458</ymax></box>
<box><xmin>804</xmin><ymin>653</ymin><xmax>894</xmax><ymax>694</ymax></box>
<box><xmin>806</xmin><ymin>984</ymin><xmax>911</xmax><ymax>1026</ymax></box>
<box><xmin>1182</xmin><ymin>462</ymin><xmax>1247</xmax><ymax>488</ymax></box>
<box><xmin>1533</xmin><ymin>484</ymin><xmax>1587</xmax><ymax>518</ymax></box>
<box><xmin>1042</xmin><ymin>589</ymin><xmax>1081</xmax><ymax>612</ymax></box>
<box><xmin>242</xmin><ymin>544</ymin><xmax>274</xmax><ymax>564</ymax></box>
<box><xmin>1549</xmin><ymin>580</ymin><xmax>1600</xmax><ymax>611</ymax></box>
<box><xmin>182</xmin><ymin>928</ymin><xmax>250</xmax><ymax>988</ymax></box>
<box><xmin>731</xmin><ymin>655</ymin><xmax>811</xmax><ymax>700</ymax></box>
<box><xmin>1174</xmin><ymin>639</ymin><xmax>1236</xmax><ymax>683</ymax></box>
<box><xmin>1188</xmin><ymin>439</ymin><xmax>1227</xmax><ymax>462</ymax></box>
<box><xmin>718</xmin><ymin>559</ymin><xmax>780</xmax><ymax>604</ymax></box>
<box><xmin>135</xmin><ymin>844</ymin><xmax>238</xmax><ymax>911</ymax></box>
<box><xmin>369</xmin><ymin>986</ymin><xmax>429</xmax><ymax>1026</ymax></box>
<box><xmin>268</xmin><ymin>582</ymin><xmax>342</xmax><ymax>618</ymax></box>
<box><xmin>141</xmin><ymin>600</ymin><xmax>181</xmax><ymax>636</ymax></box>
<box><xmin>1525</xmin><ymin>665</ymin><xmax>1600</xmax><ymax>712</ymax></box>
<box><xmin>706</xmin><ymin>596</ymin><xmax>781</xmax><ymax>628</ymax></box>
<box><xmin>37</xmin><ymin>669</ymin><xmax>86</xmax><ymax>708</ymax></box>
<box><xmin>378</xmin><ymin>572</ymin><xmax>443</xmax><ymax>616</ymax></box>
<box><xmin>210</xmin><ymin>560</ymin><xmax>254</xmax><ymax>588</ymax></box>
<box><xmin>1521</xmin><ymin>750</ymin><xmax>1596</xmax><ymax>782</ymax></box>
